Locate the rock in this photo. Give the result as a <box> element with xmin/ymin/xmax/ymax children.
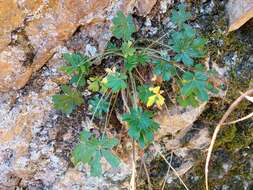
<box><xmin>136</xmin><ymin>0</ymin><xmax>157</xmax><ymax>15</ymax></box>
<box><xmin>0</xmin><ymin>0</ymin><xmax>157</xmax><ymax>92</ymax></box>
<box><xmin>155</xmin><ymin>103</ymin><xmax>206</xmax><ymax>138</ymax></box>
<box><xmin>0</xmin><ymin>46</ymin><xmax>32</xmax><ymax>92</ymax></box>
<box><xmin>0</xmin><ymin>1</ymin><xmax>24</xmax><ymax>51</ymax></box>
<box><xmin>226</xmin><ymin>0</ymin><xmax>253</xmax><ymax>32</ymax></box>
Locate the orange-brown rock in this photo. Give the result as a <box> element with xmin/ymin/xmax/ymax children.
<box><xmin>0</xmin><ymin>0</ymin><xmax>157</xmax><ymax>92</ymax></box>
<box><xmin>0</xmin><ymin>1</ymin><xmax>23</xmax><ymax>51</ymax></box>
<box><xmin>0</xmin><ymin>46</ymin><xmax>32</xmax><ymax>92</ymax></box>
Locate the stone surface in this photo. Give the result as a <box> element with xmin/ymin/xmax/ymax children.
<box><xmin>0</xmin><ymin>1</ymin><xmax>159</xmax><ymax>188</ymax></box>
<box><xmin>155</xmin><ymin>103</ymin><xmax>206</xmax><ymax>137</ymax></box>
<box><xmin>0</xmin><ymin>1</ymin><xmax>24</xmax><ymax>51</ymax></box>
<box><xmin>226</xmin><ymin>0</ymin><xmax>253</xmax><ymax>32</ymax></box>
<box><xmin>0</xmin><ymin>0</ymin><xmax>157</xmax><ymax>92</ymax></box>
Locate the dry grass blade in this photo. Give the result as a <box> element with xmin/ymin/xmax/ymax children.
<box><xmin>154</xmin><ymin>143</ymin><xmax>189</xmax><ymax>190</ymax></box>
<box><xmin>205</xmin><ymin>88</ymin><xmax>253</xmax><ymax>190</ymax></box>
<box><xmin>224</xmin><ymin>112</ymin><xmax>253</xmax><ymax>125</ymax></box>
<box><xmin>130</xmin><ymin>140</ymin><xmax>136</xmax><ymax>190</ymax></box>
<box><xmin>142</xmin><ymin>159</ymin><xmax>153</xmax><ymax>190</ymax></box>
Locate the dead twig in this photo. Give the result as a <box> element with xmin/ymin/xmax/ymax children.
<box><xmin>142</xmin><ymin>158</ymin><xmax>153</xmax><ymax>190</ymax></box>
<box><xmin>223</xmin><ymin>112</ymin><xmax>253</xmax><ymax>125</ymax></box>
<box><xmin>154</xmin><ymin>143</ymin><xmax>189</xmax><ymax>190</ymax></box>
<box><xmin>205</xmin><ymin>88</ymin><xmax>253</xmax><ymax>190</ymax></box>
<box><xmin>130</xmin><ymin>140</ymin><xmax>136</xmax><ymax>190</ymax></box>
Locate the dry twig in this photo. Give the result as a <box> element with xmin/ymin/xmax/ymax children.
<box><xmin>205</xmin><ymin>88</ymin><xmax>253</xmax><ymax>190</ymax></box>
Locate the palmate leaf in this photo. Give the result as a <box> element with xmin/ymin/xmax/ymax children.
<box><xmin>178</xmin><ymin>71</ymin><xmax>217</xmax><ymax>107</ymax></box>
<box><xmin>61</xmin><ymin>53</ymin><xmax>91</xmax><ymax>87</ymax></box>
<box><xmin>72</xmin><ymin>130</ymin><xmax>120</xmax><ymax>176</ymax></box>
<box><xmin>111</xmin><ymin>11</ymin><xmax>136</xmax><ymax>41</ymax></box>
<box><xmin>124</xmin><ymin>52</ymin><xmax>150</xmax><ymax>71</ymax></box>
<box><xmin>152</xmin><ymin>59</ymin><xmax>177</xmax><ymax>81</ymax></box>
<box><xmin>171</xmin><ymin>4</ymin><xmax>191</xmax><ymax>28</ymax></box>
<box><xmin>88</xmin><ymin>95</ymin><xmax>109</xmax><ymax>118</ymax></box>
<box><xmin>138</xmin><ymin>85</ymin><xmax>154</xmax><ymax>104</ymax></box>
<box><xmin>121</xmin><ymin>41</ymin><xmax>136</xmax><ymax>58</ymax></box>
<box><xmin>171</xmin><ymin>3</ymin><xmax>191</xmax><ymax>27</ymax></box>
<box><xmin>105</xmin><ymin>72</ymin><xmax>127</xmax><ymax>93</ymax></box>
<box><xmin>122</xmin><ymin>107</ymin><xmax>159</xmax><ymax>148</ymax></box>
<box><xmin>171</xmin><ymin>25</ymin><xmax>206</xmax><ymax>66</ymax></box>
<box><xmin>52</xmin><ymin>85</ymin><xmax>83</xmax><ymax>114</ymax></box>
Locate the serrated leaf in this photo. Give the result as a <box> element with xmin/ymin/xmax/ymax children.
<box><xmin>171</xmin><ymin>24</ymin><xmax>206</xmax><ymax>67</ymax></box>
<box><xmin>122</xmin><ymin>107</ymin><xmax>159</xmax><ymax>148</ymax></box>
<box><xmin>72</xmin><ymin>143</ymin><xmax>96</xmax><ymax>164</ymax></box>
<box><xmin>179</xmin><ymin>70</ymin><xmax>214</xmax><ymax>107</ymax></box>
<box><xmin>124</xmin><ymin>51</ymin><xmax>149</xmax><ymax>71</ymax></box>
<box><xmin>61</xmin><ymin>53</ymin><xmax>91</xmax><ymax>87</ymax></box>
<box><xmin>111</xmin><ymin>11</ymin><xmax>136</xmax><ymax>41</ymax></box>
<box><xmin>101</xmin><ymin>137</ymin><xmax>119</xmax><ymax>149</ymax></box>
<box><xmin>105</xmin><ymin>72</ymin><xmax>127</xmax><ymax>93</ymax></box>
<box><xmin>101</xmin><ymin>150</ymin><xmax>120</xmax><ymax>168</ymax></box>
<box><xmin>138</xmin><ymin>85</ymin><xmax>154</xmax><ymax>104</ymax></box>
<box><xmin>124</xmin><ymin>55</ymin><xmax>138</xmax><ymax>71</ymax></box>
<box><xmin>72</xmin><ymin>130</ymin><xmax>120</xmax><ymax>177</ymax></box>
<box><xmin>121</xmin><ymin>41</ymin><xmax>136</xmax><ymax>57</ymax></box>
<box><xmin>90</xmin><ymin>151</ymin><xmax>102</xmax><ymax>176</ymax></box>
<box><xmin>80</xmin><ymin>130</ymin><xmax>92</xmax><ymax>141</ymax></box>
<box><xmin>171</xmin><ymin>4</ymin><xmax>191</xmax><ymax>27</ymax></box>
<box><xmin>152</xmin><ymin>60</ymin><xmax>177</xmax><ymax>81</ymax></box>
<box><xmin>181</xmin><ymin>81</ymin><xmax>195</xmax><ymax>96</ymax></box>
<box><xmin>52</xmin><ymin>85</ymin><xmax>83</xmax><ymax>114</ymax></box>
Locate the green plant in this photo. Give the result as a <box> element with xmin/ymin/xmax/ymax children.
<box><xmin>52</xmin><ymin>85</ymin><xmax>83</xmax><ymax>114</ymax></box>
<box><xmin>61</xmin><ymin>53</ymin><xmax>91</xmax><ymax>87</ymax></box>
<box><xmin>52</xmin><ymin>4</ymin><xmax>219</xmax><ymax>176</ymax></box>
<box><xmin>122</xmin><ymin>107</ymin><xmax>159</xmax><ymax>148</ymax></box>
<box><xmin>72</xmin><ymin>130</ymin><xmax>120</xmax><ymax>176</ymax></box>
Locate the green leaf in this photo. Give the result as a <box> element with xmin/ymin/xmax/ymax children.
<box><xmin>195</xmin><ymin>72</ymin><xmax>208</xmax><ymax>81</ymax></box>
<box><xmin>88</xmin><ymin>77</ymin><xmax>101</xmax><ymax>92</ymax></box>
<box><xmin>124</xmin><ymin>55</ymin><xmax>138</xmax><ymax>71</ymax></box>
<box><xmin>90</xmin><ymin>151</ymin><xmax>102</xmax><ymax>176</ymax></box>
<box><xmin>171</xmin><ymin>4</ymin><xmax>191</xmax><ymax>27</ymax></box>
<box><xmin>88</xmin><ymin>76</ymin><xmax>108</xmax><ymax>93</ymax></box>
<box><xmin>182</xmin><ymin>72</ymin><xmax>194</xmax><ymax>80</ymax></box>
<box><xmin>72</xmin><ymin>130</ymin><xmax>120</xmax><ymax>176</ymax></box>
<box><xmin>138</xmin><ymin>85</ymin><xmax>154</xmax><ymax>104</ymax></box>
<box><xmin>101</xmin><ymin>137</ymin><xmax>119</xmax><ymax>149</ymax></box>
<box><xmin>72</xmin><ymin>143</ymin><xmax>96</xmax><ymax>164</ymax></box>
<box><xmin>88</xmin><ymin>95</ymin><xmax>109</xmax><ymax>118</ymax></box>
<box><xmin>111</xmin><ymin>11</ymin><xmax>136</xmax><ymax>41</ymax></box>
<box><xmin>101</xmin><ymin>150</ymin><xmax>120</xmax><ymax>168</ymax></box>
<box><xmin>178</xmin><ymin>71</ymin><xmax>212</xmax><ymax>107</ymax></box>
<box><xmin>171</xmin><ymin>25</ymin><xmax>206</xmax><ymax>67</ymax></box>
<box><xmin>61</xmin><ymin>53</ymin><xmax>91</xmax><ymax>87</ymax></box>
<box><xmin>52</xmin><ymin>85</ymin><xmax>83</xmax><ymax>114</ymax></box>
<box><xmin>122</xmin><ymin>107</ymin><xmax>159</xmax><ymax>148</ymax></box>
<box><xmin>121</xmin><ymin>41</ymin><xmax>136</xmax><ymax>57</ymax></box>
<box><xmin>181</xmin><ymin>53</ymin><xmax>194</xmax><ymax>66</ymax></box>
<box><xmin>80</xmin><ymin>130</ymin><xmax>92</xmax><ymax>141</ymax></box>
<box><xmin>152</xmin><ymin>60</ymin><xmax>177</xmax><ymax>81</ymax></box>
<box><xmin>181</xmin><ymin>81</ymin><xmax>195</xmax><ymax>96</ymax></box>
<box><xmin>124</xmin><ymin>52</ymin><xmax>150</xmax><ymax>71</ymax></box>
<box><xmin>105</xmin><ymin>72</ymin><xmax>127</xmax><ymax>93</ymax></box>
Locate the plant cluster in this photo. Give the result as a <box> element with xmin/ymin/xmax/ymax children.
<box><xmin>52</xmin><ymin>4</ymin><xmax>218</xmax><ymax>176</ymax></box>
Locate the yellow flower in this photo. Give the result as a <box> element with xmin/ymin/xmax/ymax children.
<box><xmin>146</xmin><ymin>86</ymin><xmax>165</xmax><ymax>108</ymax></box>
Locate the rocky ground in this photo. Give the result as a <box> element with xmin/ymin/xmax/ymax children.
<box><xmin>0</xmin><ymin>0</ymin><xmax>252</xmax><ymax>190</ymax></box>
